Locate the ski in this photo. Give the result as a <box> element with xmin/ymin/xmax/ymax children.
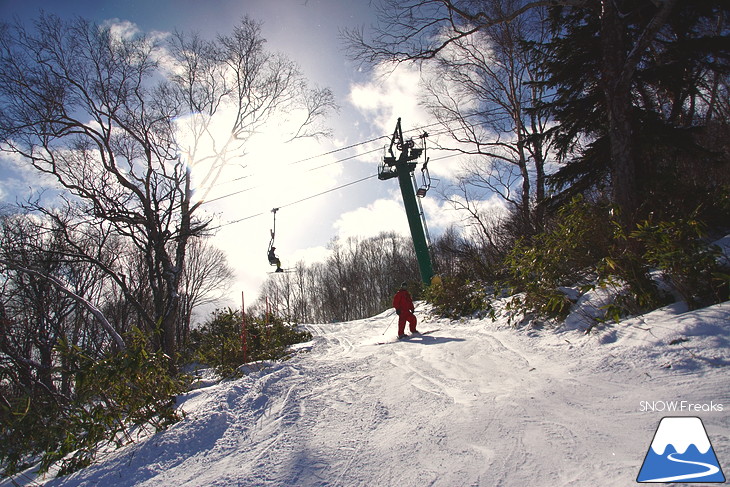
<box><xmin>375</xmin><ymin>329</ymin><xmax>440</xmax><ymax>345</ymax></box>
<box><xmin>407</xmin><ymin>329</ymin><xmax>440</xmax><ymax>339</ymax></box>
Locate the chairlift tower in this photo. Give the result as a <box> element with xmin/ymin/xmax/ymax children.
<box><xmin>378</xmin><ymin>118</ymin><xmax>434</xmax><ymax>285</ymax></box>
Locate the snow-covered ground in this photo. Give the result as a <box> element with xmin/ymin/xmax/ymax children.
<box><xmin>6</xmin><ymin>298</ymin><xmax>730</xmax><ymax>486</ymax></box>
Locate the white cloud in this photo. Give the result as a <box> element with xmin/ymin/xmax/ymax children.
<box><xmin>0</xmin><ymin>151</ymin><xmax>62</xmax><ymax>205</ymax></box>
<box><xmin>347</xmin><ymin>62</ymin><xmax>475</xmax><ymax>186</ymax></box>
<box><xmin>333</xmin><ymin>196</ymin><xmax>409</xmax><ymax>241</ymax></box>
<box><xmin>289</xmin><ymin>245</ymin><xmax>331</xmax><ymax>265</ymax></box>
<box><xmin>101</xmin><ymin>19</ymin><xmax>141</xmax><ymax>40</ymax></box>
<box><xmin>348</xmin><ymin>63</ymin><xmax>430</xmax><ymax>136</ymax></box>
<box><xmin>420</xmin><ymin>195</ymin><xmax>469</xmax><ymax>232</ymax></box>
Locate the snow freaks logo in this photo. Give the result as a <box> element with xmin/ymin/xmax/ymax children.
<box><xmin>637</xmin><ymin>417</ymin><xmax>725</xmax><ymax>483</ymax></box>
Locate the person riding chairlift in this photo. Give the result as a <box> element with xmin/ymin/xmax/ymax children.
<box><xmin>268</xmin><ymin>246</ymin><xmax>283</xmax><ymax>272</ymax></box>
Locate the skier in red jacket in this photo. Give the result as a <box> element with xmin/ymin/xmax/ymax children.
<box><xmin>392</xmin><ymin>281</ymin><xmax>418</xmax><ymax>339</ymax></box>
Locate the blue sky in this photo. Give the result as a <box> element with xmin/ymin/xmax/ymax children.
<box><xmin>0</xmin><ymin>0</ymin><xmax>482</xmax><ymax>308</ymax></box>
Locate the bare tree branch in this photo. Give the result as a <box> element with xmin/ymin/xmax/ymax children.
<box><xmin>0</xmin><ymin>259</ymin><xmax>125</xmax><ymax>350</ymax></box>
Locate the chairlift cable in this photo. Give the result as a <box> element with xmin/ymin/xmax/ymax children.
<box><xmin>2</xmin><ymin>114</ymin><xmax>511</xmax><ymax>251</ymax></box>
<box><xmin>289</xmin><ymin>135</ymin><xmax>389</xmax><ymax>165</ymax></box>
<box><xmin>197</xmin><ymin>113</ymin><xmax>510</xmax><ymax>205</ymax></box>
<box><xmin>202</xmin><ymin>186</ymin><xmax>255</xmax><ymax>205</ymax></box>
<box><xmin>285</xmin><ymin>114</ymin><xmax>485</xmax><ymax>166</ymax></box>
<box><xmin>212</xmin><ymin>173</ymin><xmax>378</xmax><ymax>230</ymax></box>
<box><xmin>2</xmin><ymin>114</ymin><xmax>513</xmax><ymax>243</ymax></box>
<box><xmin>198</xmin><ymin>116</ymin><xmax>509</xmax><ymax>207</ymax></box>
<box><xmin>198</xmin><ymin>146</ymin><xmax>382</xmax><ymax>207</ymax></box>
<box><xmin>278</xmin><ymin>174</ymin><xmax>379</xmax><ymax>210</ymax></box>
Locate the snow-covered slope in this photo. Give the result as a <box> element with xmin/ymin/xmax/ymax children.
<box><xmin>8</xmin><ymin>300</ymin><xmax>730</xmax><ymax>486</ymax></box>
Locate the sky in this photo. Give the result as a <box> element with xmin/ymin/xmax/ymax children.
<box><xmin>0</xmin><ymin>0</ymin><xmax>483</xmax><ymax>312</ymax></box>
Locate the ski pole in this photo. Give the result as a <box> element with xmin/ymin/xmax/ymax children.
<box><xmin>382</xmin><ymin>313</ymin><xmax>398</xmax><ymax>335</ymax></box>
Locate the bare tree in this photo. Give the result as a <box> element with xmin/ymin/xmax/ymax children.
<box><xmin>167</xmin><ymin>18</ymin><xmax>336</xmax><ymax>201</ymax></box>
<box><xmin>253</xmin><ymin>233</ymin><xmax>419</xmax><ymax>324</ymax></box>
<box><xmin>0</xmin><ymin>14</ymin><xmax>335</xmax><ymax>362</ymax></box>
<box><xmin>420</xmin><ymin>1</ymin><xmax>552</xmax><ymax>233</ymax></box>
<box><xmin>438</xmin><ymin>180</ymin><xmax>512</xmax><ymax>275</ymax></box>
<box><xmin>178</xmin><ymin>237</ymin><xmax>235</xmax><ymax>345</ymax></box>
<box><xmin>0</xmin><ymin>213</ymin><xmax>116</xmax><ymax>405</ymax></box>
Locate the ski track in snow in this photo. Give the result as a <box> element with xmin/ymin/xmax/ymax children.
<box><xmin>8</xmin><ymin>302</ymin><xmax>730</xmax><ymax>487</ymax></box>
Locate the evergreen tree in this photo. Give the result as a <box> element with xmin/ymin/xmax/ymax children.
<box><xmin>539</xmin><ymin>1</ymin><xmax>730</xmax><ymax>223</ymax></box>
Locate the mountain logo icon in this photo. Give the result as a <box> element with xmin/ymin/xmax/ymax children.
<box><xmin>637</xmin><ymin>416</ymin><xmax>725</xmax><ymax>483</ymax></box>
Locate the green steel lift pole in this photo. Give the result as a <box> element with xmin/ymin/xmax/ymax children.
<box><xmin>386</xmin><ymin>118</ymin><xmax>434</xmax><ymax>285</ymax></box>
<box><xmin>396</xmin><ymin>152</ymin><xmax>434</xmax><ymax>285</ymax></box>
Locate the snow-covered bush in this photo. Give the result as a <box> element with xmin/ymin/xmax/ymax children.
<box><xmin>1</xmin><ymin>328</ymin><xmax>186</xmax><ymax>478</ymax></box>
<box><xmin>424</xmin><ymin>276</ymin><xmax>493</xmax><ymax>319</ymax></box>
<box><xmin>188</xmin><ymin>308</ymin><xmax>312</xmax><ymax>378</ymax></box>
<box><xmin>503</xmin><ymin>196</ymin><xmax>624</xmax><ymax>321</ymax></box>
<box><xmin>502</xmin><ymin>195</ymin><xmax>728</xmax><ymax>327</ymax></box>
<box><xmin>631</xmin><ymin>218</ymin><xmax>728</xmax><ymax>309</ymax></box>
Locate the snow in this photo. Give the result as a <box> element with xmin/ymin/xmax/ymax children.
<box><xmin>5</xmin><ymin>299</ymin><xmax>730</xmax><ymax>487</ymax></box>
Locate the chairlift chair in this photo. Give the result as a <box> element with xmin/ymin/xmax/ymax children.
<box><xmin>378</xmin><ymin>145</ymin><xmax>399</xmax><ymax>180</ymax></box>
<box><xmin>378</xmin><ymin>163</ymin><xmax>398</xmax><ymax>180</ymax></box>
<box><xmin>267</xmin><ymin>208</ymin><xmax>283</xmax><ymax>271</ymax></box>
<box><xmin>416</xmin><ymin>132</ymin><xmax>431</xmax><ymax>197</ymax></box>
<box><xmin>416</xmin><ymin>163</ymin><xmax>431</xmax><ymax>197</ymax></box>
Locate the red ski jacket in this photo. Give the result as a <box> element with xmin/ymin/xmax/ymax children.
<box><xmin>392</xmin><ymin>289</ymin><xmax>414</xmax><ymax>312</ymax></box>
